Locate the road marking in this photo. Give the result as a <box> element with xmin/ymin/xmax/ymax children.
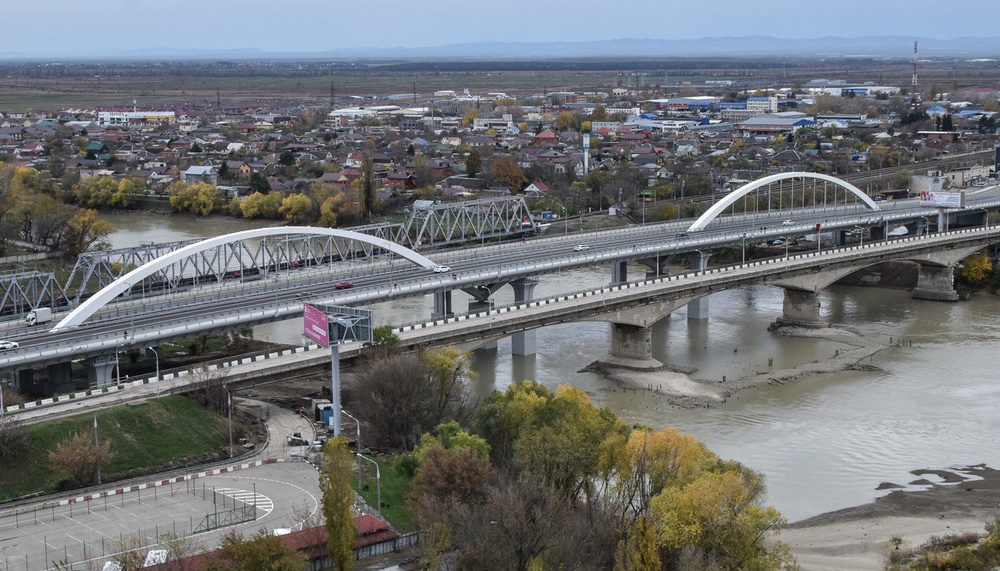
<box><xmin>214</xmin><ymin>488</ymin><xmax>274</xmax><ymax>517</ymax></box>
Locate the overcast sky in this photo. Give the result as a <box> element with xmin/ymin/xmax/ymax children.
<box><xmin>6</xmin><ymin>0</ymin><xmax>1000</xmax><ymax>56</ymax></box>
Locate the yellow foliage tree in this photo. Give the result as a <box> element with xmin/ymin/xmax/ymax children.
<box><xmin>651</xmin><ymin>469</ymin><xmax>792</xmax><ymax>570</ymax></box>
<box><xmin>961</xmin><ymin>253</ymin><xmax>993</xmax><ymax>285</ymax></box>
<box><xmin>279</xmin><ymin>192</ymin><xmax>314</xmax><ymax>224</ymax></box>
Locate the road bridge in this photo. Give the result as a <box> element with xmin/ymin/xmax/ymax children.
<box><xmin>2</xmin><ymin>173</ymin><xmax>1000</xmax><ymax>394</ymax></box>
<box><xmin>6</xmin><ymin>224</ymin><xmax>997</xmax><ymax>419</ymax></box>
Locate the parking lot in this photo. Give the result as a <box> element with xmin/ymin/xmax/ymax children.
<box><xmin>0</xmin><ymin>461</ymin><xmax>321</xmax><ymax>571</ymax></box>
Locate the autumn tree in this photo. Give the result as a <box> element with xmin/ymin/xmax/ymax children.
<box><xmin>462</xmin><ymin>108</ymin><xmax>480</xmax><ymax>127</ymax></box>
<box><xmin>360</xmin><ymin>152</ymin><xmax>375</xmax><ymax>219</ymax></box>
<box><xmin>279</xmin><ymin>193</ymin><xmax>314</xmax><ymax>224</ymax></box>
<box><xmin>555</xmin><ymin>111</ymin><xmax>578</xmax><ymax>131</ymax></box>
<box><xmin>62</xmin><ymin>209</ymin><xmax>115</xmax><ymax>256</ymax></box>
<box><xmin>239</xmin><ymin>191</ymin><xmax>285</xmax><ymax>219</ymax></box>
<box><xmin>48</xmin><ymin>429</ymin><xmax>113</xmax><ymax>487</ymax></box>
<box><xmin>960</xmin><ymin>253</ymin><xmax>993</xmax><ymax>285</ymax></box>
<box><xmin>321</xmin><ymin>436</ymin><xmax>356</xmax><ymax>571</ymax></box>
<box><xmin>489</xmin><ymin>156</ymin><xmax>524</xmax><ymax>193</ymax></box>
<box><xmin>465</xmin><ymin>148</ymin><xmax>482</xmax><ymax>178</ymax></box>
<box><xmin>203</xmin><ymin>528</ymin><xmax>306</xmax><ymax>571</ymax></box>
<box><xmin>650</xmin><ymin>467</ymin><xmax>792</xmax><ymax>570</ymax></box>
<box><xmin>168</xmin><ymin>181</ymin><xmax>222</xmax><ymax>216</ymax></box>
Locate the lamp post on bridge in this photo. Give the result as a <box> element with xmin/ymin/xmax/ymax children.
<box><xmin>115</xmin><ymin>344</ymin><xmax>125</xmax><ymax>384</ymax></box>
<box><xmin>147</xmin><ymin>346</ymin><xmax>160</xmax><ymax>396</ymax></box>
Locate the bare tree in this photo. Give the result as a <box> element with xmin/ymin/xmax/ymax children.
<box><xmin>158</xmin><ymin>531</ymin><xmax>200</xmax><ymax>571</ymax></box>
<box><xmin>48</xmin><ymin>429</ymin><xmax>113</xmax><ymax>487</ymax></box>
<box><xmin>348</xmin><ymin>351</ymin><xmax>474</xmax><ymax>451</ymax></box>
<box><xmin>0</xmin><ymin>413</ymin><xmax>29</xmax><ymax>460</ymax></box>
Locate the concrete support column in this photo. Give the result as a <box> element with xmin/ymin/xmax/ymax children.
<box><xmin>870</xmin><ymin>225</ymin><xmax>885</xmax><ymax>241</ymax></box>
<box><xmin>45</xmin><ymin>362</ymin><xmax>74</xmax><ymax>396</ymax></box>
<box><xmin>911</xmin><ymin>264</ymin><xmax>959</xmax><ymax>301</ymax></box>
<box><xmin>833</xmin><ymin>229</ymin><xmax>847</xmax><ymax>246</ymax></box>
<box><xmin>773</xmin><ymin>288</ymin><xmax>828</xmax><ymax>329</ymax></box>
<box><xmin>510</xmin><ymin>278</ymin><xmax>538</xmax><ymax>355</ymax></box>
<box><xmin>600</xmin><ymin>323</ymin><xmax>662</xmax><ymax>370</ymax></box>
<box><xmin>469</xmin><ymin>300</ymin><xmax>497</xmax><ymax>350</ymax></box>
<box><xmin>16</xmin><ymin>369</ymin><xmax>34</xmax><ymax>394</ymax></box>
<box><xmin>686</xmin><ymin>250</ymin><xmax>712</xmax><ymax>320</ymax></box>
<box><xmin>611</xmin><ymin>260</ymin><xmax>628</xmax><ymax>284</ymax></box>
<box><xmin>86</xmin><ymin>355</ymin><xmax>118</xmax><ymax>388</ymax></box>
<box><xmin>433</xmin><ymin>290</ymin><xmax>453</xmax><ymax>319</ymax></box>
<box><xmin>642</xmin><ymin>255</ymin><xmax>670</xmax><ymax>280</ymax></box>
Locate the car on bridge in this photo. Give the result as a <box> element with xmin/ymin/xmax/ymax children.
<box><xmin>432</xmin><ymin>265</ymin><xmax>451</xmax><ymax>273</ymax></box>
<box><xmin>334</xmin><ymin>281</ymin><xmax>354</xmax><ymax>290</ymax></box>
<box><xmin>782</xmin><ymin>219</ymin><xmax>794</xmax><ymax>226</ymax></box>
<box><xmin>573</xmin><ymin>244</ymin><xmax>590</xmax><ymax>252</ymax></box>
<box><xmin>0</xmin><ymin>340</ymin><xmax>19</xmax><ymax>350</ymax></box>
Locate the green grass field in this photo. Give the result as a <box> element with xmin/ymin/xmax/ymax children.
<box><xmin>354</xmin><ymin>455</ymin><xmax>414</xmax><ymax>532</ymax></box>
<box><xmin>0</xmin><ymin>396</ymin><xmax>231</xmax><ymax>501</ymax></box>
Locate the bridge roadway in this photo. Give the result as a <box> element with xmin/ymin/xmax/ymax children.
<box><xmin>2</xmin><ymin>186</ymin><xmax>1000</xmax><ymax>374</ymax></box>
<box><xmin>8</xmin><ymin>223</ymin><xmax>1000</xmax><ymax>421</ymax></box>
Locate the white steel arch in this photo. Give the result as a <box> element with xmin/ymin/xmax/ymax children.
<box><xmin>52</xmin><ymin>226</ymin><xmax>440</xmax><ymax>332</ymax></box>
<box><xmin>687</xmin><ymin>172</ymin><xmax>880</xmax><ymax>232</ymax></box>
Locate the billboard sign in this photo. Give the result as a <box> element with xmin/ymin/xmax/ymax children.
<box><xmin>919</xmin><ymin>191</ymin><xmax>964</xmax><ymax>208</ymax></box>
<box><xmin>303</xmin><ymin>304</ymin><xmax>329</xmax><ymax>348</ymax></box>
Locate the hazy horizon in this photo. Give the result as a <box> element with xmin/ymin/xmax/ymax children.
<box><xmin>5</xmin><ymin>0</ymin><xmax>1000</xmax><ymax>59</ymax></box>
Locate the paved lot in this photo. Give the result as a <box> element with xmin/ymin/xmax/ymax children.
<box><xmin>0</xmin><ymin>402</ymin><xmax>323</xmax><ymax>571</ymax></box>
<box><xmin>0</xmin><ymin>461</ymin><xmax>321</xmax><ymax>570</ymax></box>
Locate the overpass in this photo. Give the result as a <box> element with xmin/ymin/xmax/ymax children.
<box><xmin>2</xmin><ymin>173</ymin><xmax>1000</xmax><ymax>393</ymax></box>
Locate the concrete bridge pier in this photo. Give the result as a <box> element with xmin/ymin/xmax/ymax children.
<box><xmin>773</xmin><ymin>288</ymin><xmax>828</xmax><ymax>329</ymax></box>
<box><xmin>45</xmin><ymin>362</ymin><xmax>74</xmax><ymax>396</ymax></box>
<box><xmin>911</xmin><ymin>264</ymin><xmax>959</xmax><ymax>301</ymax></box>
<box><xmin>85</xmin><ymin>355</ymin><xmax>118</xmax><ymax>388</ymax></box>
<box><xmin>686</xmin><ymin>251</ymin><xmax>712</xmax><ymax>320</ymax></box>
<box><xmin>433</xmin><ymin>291</ymin><xmax>453</xmax><ymax>319</ymax></box>
<box><xmin>511</xmin><ymin>278</ymin><xmax>538</xmax><ymax>355</ymax></box>
<box><xmin>602</xmin><ymin>323</ymin><xmax>663</xmax><ymax>370</ymax></box>
<box><xmin>640</xmin><ymin>254</ymin><xmax>672</xmax><ymax>280</ymax></box>
<box><xmin>611</xmin><ymin>260</ymin><xmax>628</xmax><ymax>284</ymax></box>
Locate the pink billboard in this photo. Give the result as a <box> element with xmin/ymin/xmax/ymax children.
<box><xmin>303</xmin><ymin>304</ymin><xmax>329</xmax><ymax>347</ymax></box>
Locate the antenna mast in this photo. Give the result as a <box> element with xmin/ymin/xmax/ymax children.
<box><xmin>912</xmin><ymin>41</ymin><xmax>919</xmax><ymax>90</ymax></box>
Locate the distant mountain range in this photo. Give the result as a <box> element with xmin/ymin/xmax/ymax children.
<box><xmin>4</xmin><ymin>36</ymin><xmax>1000</xmax><ymax>61</ymax></box>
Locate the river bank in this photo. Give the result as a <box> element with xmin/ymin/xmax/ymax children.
<box><xmin>781</xmin><ymin>465</ymin><xmax>1000</xmax><ymax>570</ymax></box>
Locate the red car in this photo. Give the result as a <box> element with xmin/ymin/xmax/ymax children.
<box><xmin>335</xmin><ymin>281</ymin><xmax>354</xmax><ymax>290</ymax></box>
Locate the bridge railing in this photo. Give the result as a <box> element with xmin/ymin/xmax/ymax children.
<box><xmin>393</xmin><ymin>224</ymin><xmax>1000</xmax><ymax>333</ymax></box>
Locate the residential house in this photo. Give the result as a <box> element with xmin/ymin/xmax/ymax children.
<box><xmin>181</xmin><ymin>165</ymin><xmax>219</xmax><ymax>185</ymax></box>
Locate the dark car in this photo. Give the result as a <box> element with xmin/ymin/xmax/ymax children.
<box><xmin>335</xmin><ymin>281</ymin><xmax>354</xmax><ymax>290</ymax></box>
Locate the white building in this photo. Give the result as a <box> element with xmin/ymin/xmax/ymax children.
<box><xmin>97</xmin><ymin>109</ymin><xmax>175</xmax><ymax>127</ymax></box>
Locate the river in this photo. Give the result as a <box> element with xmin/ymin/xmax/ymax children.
<box><xmin>104</xmin><ymin>213</ymin><xmax>1000</xmax><ymax>522</ymax></box>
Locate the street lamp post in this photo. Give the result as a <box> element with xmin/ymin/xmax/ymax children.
<box><xmin>115</xmin><ymin>344</ymin><xmax>125</xmax><ymax>384</ymax></box>
<box><xmin>357</xmin><ymin>453</ymin><xmax>381</xmax><ymax>518</ymax></box>
<box><xmin>225</xmin><ymin>384</ymin><xmax>234</xmax><ymax>458</ymax></box>
<box><xmin>147</xmin><ymin>346</ymin><xmax>160</xmax><ymax>396</ymax></box>
<box><xmin>341</xmin><ymin>409</ymin><xmax>362</xmax><ymax>489</ymax></box>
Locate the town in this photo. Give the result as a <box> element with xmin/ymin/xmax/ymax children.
<box><xmin>1</xmin><ymin>57</ymin><xmax>996</xmax><ymax>257</ymax></box>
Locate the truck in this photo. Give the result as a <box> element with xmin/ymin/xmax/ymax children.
<box><xmin>25</xmin><ymin>307</ymin><xmax>52</xmax><ymax>326</ymax></box>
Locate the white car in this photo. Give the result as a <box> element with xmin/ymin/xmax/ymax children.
<box><xmin>0</xmin><ymin>340</ymin><xmax>19</xmax><ymax>350</ymax></box>
<box><xmin>782</xmin><ymin>219</ymin><xmax>794</xmax><ymax>226</ymax></box>
<box><xmin>432</xmin><ymin>265</ymin><xmax>451</xmax><ymax>273</ymax></box>
<box><xmin>573</xmin><ymin>244</ymin><xmax>590</xmax><ymax>252</ymax></box>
